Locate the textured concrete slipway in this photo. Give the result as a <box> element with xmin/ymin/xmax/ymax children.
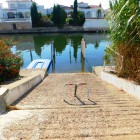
<box><xmin>0</xmin><ymin>73</ymin><xmax>140</xmax><ymax>140</ymax></box>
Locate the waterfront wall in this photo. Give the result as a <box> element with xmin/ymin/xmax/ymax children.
<box><xmin>0</xmin><ymin>22</ymin><xmax>32</xmax><ymax>31</ymax></box>
<box><xmin>0</xmin><ymin>26</ymin><xmax>109</xmax><ymax>34</ymax></box>
<box><xmin>83</xmin><ymin>19</ymin><xmax>109</xmax><ymax>30</ymax></box>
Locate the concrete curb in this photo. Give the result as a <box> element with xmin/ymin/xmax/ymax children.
<box><xmin>0</xmin><ymin>88</ymin><xmax>8</xmax><ymax>115</ymax></box>
<box><xmin>101</xmin><ymin>71</ymin><xmax>140</xmax><ymax>100</ymax></box>
<box><xmin>0</xmin><ymin>69</ymin><xmax>47</xmax><ymax>114</ymax></box>
<box><xmin>5</xmin><ymin>74</ymin><xmax>42</xmax><ymax>106</ymax></box>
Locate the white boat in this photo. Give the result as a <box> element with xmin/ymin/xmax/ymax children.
<box><xmin>27</xmin><ymin>59</ymin><xmax>51</xmax><ymax>69</ymax></box>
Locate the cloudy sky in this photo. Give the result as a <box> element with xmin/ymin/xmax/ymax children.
<box><xmin>1</xmin><ymin>0</ymin><xmax>110</xmax><ymax>9</ymax></box>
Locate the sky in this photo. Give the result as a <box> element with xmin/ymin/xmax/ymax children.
<box><xmin>0</xmin><ymin>0</ymin><xmax>110</xmax><ymax>9</ymax></box>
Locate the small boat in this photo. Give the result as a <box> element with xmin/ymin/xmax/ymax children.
<box><xmin>27</xmin><ymin>59</ymin><xmax>51</xmax><ymax>69</ymax></box>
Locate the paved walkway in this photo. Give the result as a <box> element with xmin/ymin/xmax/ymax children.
<box><xmin>0</xmin><ymin>73</ymin><xmax>140</xmax><ymax>140</ymax></box>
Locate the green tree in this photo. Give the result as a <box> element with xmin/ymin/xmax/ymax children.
<box><xmin>97</xmin><ymin>9</ymin><xmax>101</xmax><ymax>18</ymax></box>
<box><xmin>77</xmin><ymin>11</ymin><xmax>85</xmax><ymax>26</ymax></box>
<box><xmin>106</xmin><ymin>0</ymin><xmax>140</xmax><ymax>83</ymax></box>
<box><xmin>73</xmin><ymin>0</ymin><xmax>78</xmax><ymax>26</ymax></box>
<box><xmin>71</xmin><ymin>11</ymin><xmax>85</xmax><ymax>26</ymax></box>
<box><xmin>51</xmin><ymin>5</ymin><xmax>67</xmax><ymax>28</ymax></box>
<box><xmin>31</xmin><ymin>2</ymin><xmax>41</xmax><ymax>27</ymax></box>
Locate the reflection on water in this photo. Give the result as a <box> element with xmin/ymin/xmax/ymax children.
<box><xmin>0</xmin><ymin>33</ymin><xmax>109</xmax><ymax>73</ymax></box>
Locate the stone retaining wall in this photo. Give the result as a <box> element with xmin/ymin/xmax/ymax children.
<box><xmin>0</xmin><ymin>22</ymin><xmax>32</xmax><ymax>31</ymax></box>
<box><xmin>0</xmin><ymin>26</ymin><xmax>109</xmax><ymax>34</ymax></box>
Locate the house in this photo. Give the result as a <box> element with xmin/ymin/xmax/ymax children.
<box><xmin>47</xmin><ymin>5</ymin><xmax>73</xmax><ymax>16</ymax></box>
<box><xmin>47</xmin><ymin>2</ymin><xmax>105</xmax><ymax>19</ymax></box>
<box><xmin>0</xmin><ymin>0</ymin><xmax>33</xmax><ymax>30</ymax></box>
<box><xmin>60</xmin><ymin>5</ymin><xmax>73</xmax><ymax>17</ymax></box>
<box><xmin>77</xmin><ymin>2</ymin><xmax>105</xmax><ymax>19</ymax></box>
<box><xmin>76</xmin><ymin>2</ymin><xmax>109</xmax><ymax>29</ymax></box>
<box><xmin>0</xmin><ymin>1</ymin><xmax>109</xmax><ymax>30</ymax></box>
<box><xmin>46</xmin><ymin>2</ymin><xmax>109</xmax><ymax>29</ymax></box>
<box><xmin>5</xmin><ymin>0</ymin><xmax>32</xmax><ymax>20</ymax></box>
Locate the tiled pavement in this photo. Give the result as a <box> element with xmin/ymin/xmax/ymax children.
<box><xmin>0</xmin><ymin>73</ymin><xmax>140</xmax><ymax>140</ymax></box>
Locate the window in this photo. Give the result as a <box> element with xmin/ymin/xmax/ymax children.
<box><xmin>18</xmin><ymin>4</ymin><xmax>26</xmax><ymax>8</ymax></box>
<box><xmin>10</xmin><ymin>4</ymin><xmax>15</xmax><ymax>9</ymax></box>
<box><xmin>18</xmin><ymin>12</ymin><xmax>24</xmax><ymax>18</ymax></box>
<box><xmin>7</xmin><ymin>12</ymin><xmax>15</xmax><ymax>18</ymax></box>
<box><xmin>25</xmin><ymin>12</ymin><xmax>30</xmax><ymax>18</ymax></box>
<box><xmin>86</xmin><ymin>11</ymin><xmax>91</xmax><ymax>18</ymax></box>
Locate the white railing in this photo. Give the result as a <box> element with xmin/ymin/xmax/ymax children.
<box><xmin>0</xmin><ymin>18</ymin><xmax>31</xmax><ymax>22</ymax></box>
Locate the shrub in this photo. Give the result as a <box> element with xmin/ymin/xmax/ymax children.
<box><xmin>71</xmin><ymin>11</ymin><xmax>85</xmax><ymax>26</ymax></box>
<box><xmin>0</xmin><ymin>40</ymin><xmax>23</xmax><ymax>83</ymax></box>
<box><xmin>66</xmin><ymin>18</ymin><xmax>73</xmax><ymax>26</ymax></box>
<box><xmin>106</xmin><ymin>0</ymin><xmax>140</xmax><ymax>84</ymax></box>
<box><xmin>40</xmin><ymin>16</ymin><xmax>54</xmax><ymax>27</ymax></box>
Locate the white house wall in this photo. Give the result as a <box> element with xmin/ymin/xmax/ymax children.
<box><xmin>7</xmin><ymin>1</ymin><xmax>32</xmax><ymax>9</ymax></box>
<box><xmin>0</xmin><ymin>8</ymin><xmax>3</xmax><ymax>20</ymax></box>
<box><xmin>0</xmin><ymin>9</ymin><xmax>7</xmax><ymax>20</ymax></box>
<box><xmin>37</xmin><ymin>6</ymin><xmax>47</xmax><ymax>15</ymax></box>
<box><xmin>83</xmin><ymin>19</ymin><xmax>109</xmax><ymax>29</ymax></box>
<box><xmin>81</xmin><ymin>8</ymin><xmax>104</xmax><ymax>18</ymax></box>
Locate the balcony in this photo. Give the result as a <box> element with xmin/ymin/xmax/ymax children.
<box><xmin>0</xmin><ymin>18</ymin><xmax>31</xmax><ymax>22</ymax></box>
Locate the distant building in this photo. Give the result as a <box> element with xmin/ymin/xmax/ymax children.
<box><xmin>37</xmin><ymin>5</ymin><xmax>46</xmax><ymax>15</ymax></box>
<box><xmin>1</xmin><ymin>0</ymin><xmax>32</xmax><ymax>22</ymax></box>
<box><xmin>76</xmin><ymin>2</ymin><xmax>109</xmax><ymax>29</ymax></box>
<box><xmin>47</xmin><ymin>5</ymin><xmax>72</xmax><ymax>15</ymax></box>
<box><xmin>0</xmin><ymin>1</ymin><xmax>109</xmax><ymax>30</ymax></box>
<box><xmin>77</xmin><ymin>2</ymin><xmax>105</xmax><ymax>19</ymax></box>
<box><xmin>0</xmin><ymin>3</ymin><xmax>3</xmax><ymax>9</ymax></box>
<box><xmin>47</xmin><ymin>2</ymin><xmax>106</xmax><ymax>19</ymax></box>
<box><xmin>0</xmin><ymin>0</ymin><xmax>46</xmax><ymax>30</ymax></box>
<box><xmin>46</xmin><ymin>2</ymin><xmax>109</xmax><ymax>29</ymax></box>
<box><xmin>0</xmin><ymin>0</ymin><xmax>33</xmax><ymax>30</ymax></box>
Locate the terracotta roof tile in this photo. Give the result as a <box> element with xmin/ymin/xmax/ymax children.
<box><xmin>89</xmin><ymin>5</ymin><xmax>102</xmax><ymax>8</ymax></box>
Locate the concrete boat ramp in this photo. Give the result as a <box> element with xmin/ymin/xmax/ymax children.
<box><xmin>0</xmin><ymin>73</ymin><xmax>140</xmax><ymax>139</ymax></box>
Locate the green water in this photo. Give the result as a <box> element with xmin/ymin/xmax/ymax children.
<box><xmin>0</xmin><ymin>33</ymin><xmax>109</xmax><ymax>73</ymax></box>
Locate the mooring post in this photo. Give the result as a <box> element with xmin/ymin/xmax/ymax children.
<box><xmin>51</xmin><ymin>40</ymin><xmax>55</xmax><ymax>72</ymax></box>
<box><xmin>51</xmin><ymin>41</ymin><xmax>54</xmax><ymax>60</ymax></box>
<box><xmin>81</xmin><ymin>38</ymin><xmax>85</xmax><ymax>58</ymax></box>
<box><xmin>29</xmin><ymin>43</ymin><xmax>33</xmax><ymax>62</ymax></box>
<box><xmin>74</xmin><ymin>84</ymin><xmax>78</xmax><ymax>97</ymax></box>
<box><xmin>81</xmin><ymin>53</ymin><xmax>85</xmax><ymax>72</ymax></box>
<box><xmin>69</xmin><ymin>39</ymin><xmax>72</xmax><ymax>63</ymax></box>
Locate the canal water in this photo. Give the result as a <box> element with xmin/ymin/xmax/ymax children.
<box><xmin>0</xmin><ymin>33</ymin><xmax>109</xmax><ymax>73</ymax></box>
